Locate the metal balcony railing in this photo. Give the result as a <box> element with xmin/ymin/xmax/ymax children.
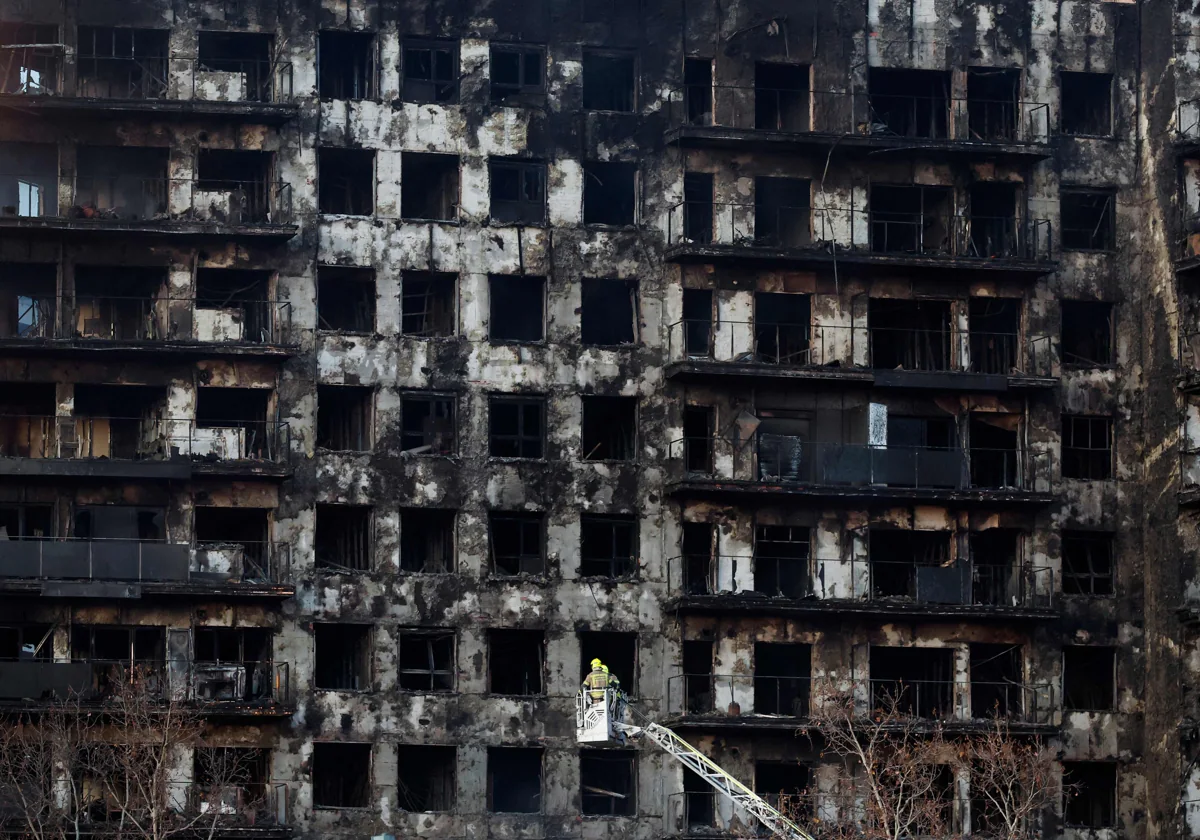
<box><xmin>667</xmin><ymin>674</ymin><xmax>813</xmax><ymax>717</ymax></box>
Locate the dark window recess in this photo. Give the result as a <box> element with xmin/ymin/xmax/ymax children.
<box><xmin>489</xmin><ymin>396</ymin><xmax>545</xmax><ymax>458</ymax></box>
<box><xmin>969</xmin><ymin>529</ymin><xmax>1020</xmax><ymax>607</ymax></box>
<box><xmin>490</xmin><ymin>160</ymin><xmax>546</xmax><ymax>224</ymax></box>
<box><xmin>319</xmin><ymin>31</ymin><xmax>376</xmax><ymax>100</ymax></box>
<box><xmin>755</xmin><ymin>292</ymin><xmax>810</xmax><ymax>364</ymax></box>
<box><xmin>682</xmin><ymin>522</ymin><xmax>716</xmax><ymax>597</ymax></box>
<box><xmin>582</xmin><ymin>396</ymin><xmax>636</xmax><ymax>461</ymax></box>
<box><xmin>970</xmin><ymin>643</ymin><xmax>1023</xmax><ymax>719</ymax></box>
<box><xmin>683</xmin><ymin>406</ymin><xmax>714</xmax><ymax>475</ymax></box>
<box><xmin>491</xmin><ymin>44</ymin><xmax>544</xmax><ymax>103</ymax></box>
<box><xmin>489</xmin><ymin>629</ymin><xmax>544</xmax><ymax>695</ymax></box>
<box><xmin>195</xmin><ymin>267</ymin><xmax>274</xmax><ymax>342</ymax></box>
<box><xmin>754</xmin><ymin>642</ymin><xmax>812</xmax><ymax>716</ymax></box>
<box><xmin>1061</xmin><ymin>72</ymin><xmax>1112</xmax><ymax>136</ymax></box>
<box><xmin>194</xmin><ymin>747</ymin><xmax>268</xmax><ymax>798</ymax></box>
<box><xmin>969</xmin><ymin>181</ymin><xmax>1020</xmax><ymax>258</ymax></box>
<box><xmin>490</xmin><ymin>274</ymin><xmax>545</xmax><ymax>342</ymax></box>
<box><xmin>70</xmin><ymin>625</ymin><xmax>165</xmax><ymax>662</ymax></box>
<box><xmin>683</xmin><ymin>639</ymin><xmax>714</xmax><ymax>713</ymax></box>
<box><xmin>0</xmin><ymin>262</ymin><xmax>55</xmax><ymax>340</ymax></box>
<box><xmin>197</xmin><ymin>31</ymin><xmax>273</xmax><ymax>101</ymax></box>
<box><xmin>195</xmin><ymin>385</ymin><xmax>269</xmax><ymax>440</ymax></box>
<box><xmin>0</xmin><ymin>23</ymin><xmax>59</xmax><ymax>94</ymax></box>
<box><xmin>396</xmin><ymin>745</ymin><xmax>455</xmax><ymax>811</ymax></box>
<box><xmin>0</xmin><ymin>624</ymin><xmax>52</xmax><ymax>659</ymax></box>
<box><xmin>870</xmin><ymin>646</ymin><xmax>954</xmax><ymax>719</ymax></box>
<box><xmin>312</xmin><ymin>743</ymin><xmax>371</xmax><ymax>809</ymax></box>
<box><xmin>313</xmin><ymin>623</ymin><xmax>371</xmax><ymax>691</ymax></box>
<box><xmin>318</xmin><ymin>266</ymin><xmax>375</xmax><ymax>332</ymax></box>
<box><xmin>755</xmin><ymin>62</ymin><xmax>810</xmax><ymax>131</ymax></box>
<box><xmin>684</xmin><ymin>767</ymin><xmax>715</xmax><ymax>827</ymax></box>
<box><xmin>580</xmin><ymin>750</ymin><xmax>635</xmax><ymax>816</ymax></box>
<box><xmin>403</xmin><ymin>39</ymin><xmax>458</xmax><ymax>104</ymax></box>
<box><xmin>1060</xmin><ymin>189</ymin><xmax>1116</xmax><ymax>250</ymax></box>
<box><xmin>401</xmin><ymin>153</ymin><xmax>459</xmax><ymax>221</ymax></box>
<box><xmin>580</xmin><ymin>515</ymin><xmax>637</xmax><ymax>578</ymax></box>
<box><xmin>1063</xmin><ymin>762</ymin><xmax>1117</xmax><ymax>828</ymax></box>
<box><xmin>489</xmin><ymin>512</ymin><xmax>544</xmax><ymax>576</ymax></box>
<box><xmin>868</xmin><ymin>68</ymin><xmax>950</xmax><ymax>138</ymax></box>
<box><xmin>969</xmin><ymin>297</ymin><xmax>1020</xmax><ymax>375</ymax></box>
<box><xmin>754</xmin><ymin>177</ymin><xmax>810</xmax><ymax>248</ymax></box>
<box><xmin>579</xmin><ymin>631</ymin><xmax>637</xmax><ymax>693</ymax></box>
<box><xmin>1062</xmin><ymin>414</ymin><xmax>1113</xmax><ymax>480</ymax></box>
<box><xmin>966</xmin><ymin>67</ymin><xmax>1020</xmax><ymax>141</ymax></box>
<box><xmin>318</xmin><ymin>148</ymin><xmax>374</xmax><ymax>215</ymax></box>
<box><xmin>315</xmin><ymin>505</ymin><xmax>371</xmax><ymax>572</ymax></box>
<box><xmin>1063</xmin><ymin>646</ymin><xmax>1116</xmax><ymax>711</ymax></box>
<box><xmin>1062</xmin><ymin>301</ymin><xmax>1114</xmax><ymax>366</ymax></box>
<box><xmin>77</xmin><ymin>27</ymin><xmax>169</xmax><ymax>100</ymax></box>
<box><xmin>682</xmin><ymin>172</ymin><xmax>714</xmax><ymax>244</ymax></box>
<box><xmin>400</xmin><ymin>393</ymin><xmax>455</xmax><ymax>455</ymax></box>
<box><xmin>969</xmin><ymin>414</ymin><xmax>1019</xmax><ymax>489</ymax></box>
<box><xmin>193</xmin><ymin>507</ymin><xmax>270</xmax><ymax>577</ymax></box>
<box><xmin>193</xmin><ymin>627</ymin><xmax>271</xmax><ymax>664</ymax></box>
<box><xmin>583</xmin><ymin>161</ymin><xmax>637</xmax><ymax>226</ymax></box>
<box><xmin>1062</xmin><ymin>531</ymin><xmax>1114</xmax><ymax>596</ymax></box>
<box><xmin>869</xmin><ymin>183</ymin><xmax>953</xmax><ymax>255</ymax></box>
<box><xmin>399</xmin><ymin>509</ymin><xmax>455</xmax><ymax>573</ymax></box>
<box><xmin>888</xmin><ymin>415</ymin><xmax>957</xmax><ymax>450</ymax></box>
<box><xmin>75</xmin><ymin>505</ymin><xmax>165</xmax><ymax>542</ymax></box>
<box><xmin>488</xmin><ymin>747</ymin><xmax>542</xmax><ymax>813</ymax></box>
<box><xmin>755</xmin><ymin>762</ymin><xmax>811</xmax><ymax>819</ymax></box>
<box><xmin>684</xmin><ymin>58</ymin><xmax>713</xmax><ymax>126</ymax></box>
<box><xmin>753</xmin><ymin>525</ymin><xmax>810</xmax><ymax>599</ymax></box>
<box><xmin>581</xmin><ymin>278</ymin><xmax>637</xmax><ymax>345</ymax></box>
<box><xmin>75</xmin><ymin>145</ymin><xmax>169</xmax><ymax>220</ymax></box>
<box><xmin>582</xmin><ymin>50</ymin><xmax>635</xmax><ymax>111</ymax></box>
<box><xmin>401</xmin><ymin>271</ymin><xmax>456</xmax><ymax>337</ymax></box>
<box><xmin>870</xmin><ymin>298</ymin><xmax>951</xmax><ymax>371</ymax></box>
<box><xmin>682</xmin><ymin>287</ymin><xmax>713</xmax><ymax>355</ymax></box>
<box><xmin>870</xmin><ymin>529</ymin><xmax>955</xmax><ymax>602</ymax></box>
<box><xmin>397</xmin><ymin>630</ymin><xmax>455</xmax><ymax>692</ymax></box>
<box><xmin>316</xmin><ymin>385</ymin><xmax>373</xmax><ymax>451</ymax></box>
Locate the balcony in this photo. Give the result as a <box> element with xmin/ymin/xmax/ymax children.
<box><xmin>664</xmin><ymin>86</ymin><xmax>1052</xmax><ymax>160</ymax></box>
<box><xmin>0</xmin><ymin>416</ymin><xmax>292</xmax><ymax>479</ymax></box>
<box><xmin>0</xmin><ymin>174</ymin><xmax>296</xmax><ymax>240</ymax></box>
<box><xmin>665</xmin><ymin>203</ymin><xmax>1055</xmax><ymax>276</ymax></box>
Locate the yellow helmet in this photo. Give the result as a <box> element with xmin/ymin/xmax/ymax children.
<box><xmin>601</xmin><ymin>664</ymin><xmax>610</xmax><ymax>673</ymax></box>
<box><xmin>591</xmin><ymin>658</ymin><xmax>603</xmax><ymax>668</ymax></box>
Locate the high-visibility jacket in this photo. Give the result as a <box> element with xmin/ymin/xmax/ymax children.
<box><xmin>584</xmin><ymin>667</ymin><xmax>609</xmax><ymax>701</ymax></box>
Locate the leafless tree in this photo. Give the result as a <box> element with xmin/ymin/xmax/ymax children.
<box><xmin>966</xmin><ymin>716</ymin><xmax>1061</xmax><ymax>840</ymax></box>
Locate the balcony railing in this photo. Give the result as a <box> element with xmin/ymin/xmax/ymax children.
<box><xmin>666</xmin><ymin>85</ymin><xmax>1052</xmax><ymax>144</ymax></box>
<box><xmin>666</xmin><ymin>202</ymin><xmax>1054</xmax><ymax>262</ymax></box>
<box><xmin>668</xmin><ymin>673</ymin><xmax>812</xmax><ymax>718</ymax></box>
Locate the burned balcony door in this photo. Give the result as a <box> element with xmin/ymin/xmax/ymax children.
<box><xmin>683</xmin><ymin>58</ymin><xmax>712</xmax><ymax>125</ymax></box>
<box><xmin>682</xmin><ymin>639</ymin><xmax>714</xmax><ymax>714</ymax></box>
<box><xmin>753</xmin><ymin>525</ymin><xmax>810</xmax><ymax>598</ymax></box>
<box><xmin>754</xmin><ymin>177</ymin><xmax>811</xmax><ymax>248</ymax></box>
<box><xmin>869</xmin><ymin>646</ymin><xmax>954</xmax><ymax>719</ymax></box>
<box><xmin>966</xmin><ymin>68</ymin><xmax>1020</xmax><ymax>142</ymax></box>
<box><xmin>74</xmin><ymin>383</ymin><xmax>165</xmax><ymax>459</ymax></box>
<box><xmin>681</xmin><ymin>288</ymin><xmax>712</xmax><ymax>357</ymax></box>
<box><xmin>0</xmin><ymin>382</ymin><xmax>54</xmax><ymax>458</ymax></box>
<box><xmin>681</xmin><ymin>522</ymin><xmax>716</xmax><ymax>595</ymax></box>
<box><xmin>969</xmin><ymin>298</ymin><xmax>1020</xmax><ymax>374</ymax></box>
<box><xmin>682</xmin><ymin>172</ymin><xmax>713</xmax><ymax>244</ymax></box>
<box><xmin>754</xmin><ymin>293</ymin><xmax>810</xmax><ymax>364</ymax></box>
<box><xmin>969</xmin><ymin>414</ymin><xmax>1020</xmax><ymax>488</ymax></box>
<box><xmin>756</xmin><ymin>411</ymin><xmax>810</xmax><ymax>482</ymax></box>
<box><xmin>196</xmin><ymin>268</ymin><xmax>272</xmax><ymax>342</ymax></box>
<box><xmin>193</xmin><ymin>627</ymin><xmax>273</xmax><ymax>702</ymax></box>
<box><xmin>73</xmin><ymin>266</ymin><xmax>166</xmax><ymax>343</ymax></box>
<box><xmin>753</xmin><ymin>643</ymin><xmax>812</xmax><ymax>715</ymax></box>
<box><xmin>870</xmin><ymin>529</ymin><xmax>965</xmax><ymax>604</ymax></box>
<box><xmin>869</xmin><ymin>299</ymin><xmax>951</xmax><ymax>371</ymax></box>
<box><xmin>869</xmin><ymin>184</ymin><xmax>952</xmax><ymax>255</ymax></box>
<box><xmin>755</xmin><ymin>62</ymin><xmax>810</xmax><ymax>131</ymax></box>
<box><xmin>968</xmin><ymin>182</ymin><xmax>1019</xmax><ymax>258</ymax></box>
<box><xmin>880</xmin><ymin>414</ymin><xmax>962</xmax><ymax>488</ymax></box>
<box><xmin>76</xmin><ymin>27</ymin><xmax>170</xmax><ymax>100</ymax></box>
<box><xmin>70</xmin><ymin>625</ymin><xmax>166</xmax><ymax>697</ymax></box>
<box><xmin>75</xmin><ymin>145</ymin><xmax>168</xmax><ymax>220</ymax></box>
<box><xmin>970</xmin><ymin>529</ymin><xmax>1021</xmax><ymax>607</ymax></box>
<box><xmin>682</xmin><ymin>406</ymin><xmax>714</xmax><ymax>475</ymax></box>
<box><xmin>867</xmin><ymin>69</ymin><xmax>950</xmax><ymax>139</ymax></box>
<box><xmin>970</xmin><ymin>643</ymin><xmax>1023</xmax><ymax>719</ymax></box>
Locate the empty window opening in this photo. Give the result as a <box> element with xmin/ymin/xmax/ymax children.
<box><xmin>1061</xmin><ymin>188</ymin><xmax>1115</xmax><ymax>250</ymax></box>
<box><xmin>75</xmin><ymin>145</ymin><xmax>169</xmax><ymax>220</ymax></box>
<box><xmin>1061</xmin><ymin>72</ymin><xmax>1112</xmax><ymax>136</ymax></box>
<box><xmin>754</xmin><ymin>525</ymin><xmax>810</xmax><ymax>599</ymax></box>
<box><xmin>71</xmin><ymin>383</ymin><xmax>165</xmax><ymax>459</ymax></box>
<box><xmin>682</xmin><ymin>287</ymin><xmax>713</xmax><ymax>355</ymax></box>
<box><xmin>489</xmin><ymin>159</ymin><xmax>546</xmax><ymax>225</ymax></box>
<box><xmin>868</xmin><ymin>68</ymin><xmax>950</xmax><ymax>138</ymax></box>
<box><xmin>870</xmin><ymin>298</ymin><xmax>951</xmax><ymax>370</ymax></box>
<box><xmin>77</xmin><ymin>27</ymin><xmax>168</xmax><ymax>100</ymax></box>
<box><xmin>194</xmin><ymin>626</ymin><xmax>271</xmax><ymax>664</ymax></box>
<box><xmin>969</xmin><ymin>182</ymin><xmax>1019</xmax><ymax>258</ymax></box>
<box><xmin>315</xmin><ymin>505</ymin><xmax>372</xmax><ymax>572</ymax></box>
<box><xmin>683</xmin><ymin>406</ymin><xmax>714</xmax><ymax>475</ymax></box>
<box><xmin>0</xmin><ymin>142</ymin><xmax>56</xmax><ymax>218</ymax></box>
<box><xmin>870</xmin><ymin>646</ymin><xmax>953</xmax><ymax>718</ymax></box>
<box><xmin>0</xmin><ymin>23</ymin><xmax>59</xmax><ymax>95</ymax></box>
<box><xmin>196</xmin><ymin>149</ymin><xmax>272</xmax><ymax>223</ymax></box>
<box><xmin>583</xmin><ymin>161</ymin><xmax>637</xmax><ymax>226</ymax></box>
<box><xmin>580</xmin><ymin>515</ymin><xmax>637</xmax><ymax>578</ymax></box>
<box><xmin>489</xmin><ymin>274</ymin><xmax>545</xmax><ymax>342</ymax></box>
<box><xmin>403</xmin><ymin>39</ymin><xmax>458</xmax><ymax>104</ymax></box>
<box><xmin>581</xmin><ymin>278</ymin><xmax>638</xmax><ymax>345</ymax></box>
<box><xmin>754</xmin><ymin>642</ymin><xmax>811</xmax><ymax>716</ymax></box>
<box><xmin>870</xmin><ymin>530</ymin><xmax>957</xmax><ymax>603</ymax></box>
<box><xmin>681</xmin><ymin>522</ymin><xmax>716</xmax><ymax>596</ymax></box>
<box><xmin>195</xmin><ymin>386</ymin><xmax>270</xmax><ymax>451</ymax></box>
<box><xmin>684</xmin><ymin>57</ymin><xmax>713</xmax><ymax>125</ymax></box>
<box><xmin>756</xmin><ymin>408</ymin><xmax>812</xmax><ymax>483</ymax></box>
<box><xmin>318</xmin><ymin>148</ymin><xmax>374</xmax><ymax>216</ymax></box>
<box><xmin>869</xmin><ymin>183</ymin><xmax>952</xmax><ymax>254</ymax></box>
<box><xmin>684</xmin><ymin>767</ymin><xmax>715</xmax><ymax>827</ymax></box>
<box><xmin>70</xmin><ymin>265</ymin><xmax>164</xmax><ymax>343</ymax></box>
<box><xmin>195</xmin><ymin>267</ymin><xmax>274</xmax><ymax>342</ymax></box>
<box><xmin>195</xmin><ymin>747</ymin><xmax>269</xmax><ymax>806</ymax></box>
<box><xmin>400</xmin><ymin>392</ymin><xmax>455</xmax><ymax>455</ymax></box>
<box><xmin>969</xmin><ymin>414</ymin><xmax>1019</xmax><ymax>488</ymax></box>
<box><xmin>967</xmin><ymin>67</ymin><xmax>1020</xmax><ymax>141</ymax></box>
<box><xmin>318</xmin><ymin>266</ymin><xmax>375</xmax><ymax>332</ymax></box>
<box><xmin>401</xmin><ymin>153</ymin><xmax>459</xmax><ymax>221</ymax></box>
<box><xmin>313</xmin><ymin>743</ymin><xmax>371</xmax><ymax>809</ymax></box>
<box><xmin>313</xmin><ymin>623</ymin><xmax>371</xmax><ymax>691</ymax></box>
<box><xmin>488</xmin><ymin>747</ymin><xmax>542</xmax><ymax>813</ymax></box>
<box><xmin>193</xmin><ymin>629</ymin><xmax>272</xmax><ymax>701</ymax></box>
<box><xmin>489</xmin><ymin>512</ymin><xmax>544</xmax><ymax>576</ymax></box>
<box><xmin>489</xmin><ymin>396</ymin><xmax>545</xmax><ymax>458</ymax></box>
<box><xmin>755</xmin><ymin>762</ymin><xmax>811</xmax><ymax>818</ymax></box>
<box><xmin>754</xmin><ymin>177</ymin><xmax>810</xmax><ymax>248</ymax></box>
<box><xmin>969</xmin><ymin>297</ymin><xmax>1019</xmax><ymax>374</ymax></box>
<box><xmin>0</xmin><ymin>382</ymin><xmax>56</xmax><ymax>458</ymax></box>
<box><xmin>489</xmin><ymin>629</ymin><xmax>544</xmax><ymax>695</ymax></box>
<box><xmin>396</xmin><ymin>745</ymin><xmax>455</xmax><ymax>811</ymax></box>
<box><xmin>1063</xmin><ymin>646</ymin><xmax>1116</xmax><ymax>711</ymax></box>
<box><xmin>755</xmin><ymin>63</ymin><xmax>810</xmax><ymax>131</ymax></box>
<box><xmin>316</xmin><ymin>385</ymin><xmax>373</xmax><ymax>451</ymax></box>
<box><xmin>970</xmin><ymin>643</ymin><xmax>1022</xmax><ymax>719</ymax></box>
<box><xmin>491</xmin><ymin>44</ymin><xmax>544</xmax><ymax>103</ymax></box>
<box><xmin>193</xmin><ymin>506</ymin><xmax>270</xmax><ymax>576</ymax></box>
<box><xmin>1062</xmin><ymin>414</ymin><xmax>1113</xmax><ymax>479</ymax></box>
<box><xmin>582</xmin><ymin>50</ymin><xmax>635</xmax><ymax>111</ymax></box>
<box><xmin>682</xmin><ymin>172</ymin><xmax>714</xmax><ymax>244</ymax></box>
<box><xmin>397</xmin><ymin>630</ymin><xmax>454</xmax><ymax>692</ymax></box>
<box><xmin>582</xmin><ymin>396</ymin><xmax>636</xmax><ymax>461</ymax></box>
<box><xmin>683</xmin><ymin>639</ymin><xmax>714</xmax><ymax>713</ymax></box>
<box><xmin>1063</xmin><ymin>762</ymin><xmax>1117</xmax><ymax>828</ymax></box>
<box><xmin>75</xmin><ymin>505</ymin><xmax>165</xmax><ymax>542</ymax></box>
<box><xmin>399</xmin><ymin>509</ymin><xmax>455</xmax><ymax>573</ymax></box>
<box><xmin>319</xmin><ymin>31</ymin><xmax>376</xmax><ymax>100</ymax></box>
<box><xmin>70</xmin><ymin>625</ymin><xmax>164</xmax><ymax>669</ymax></box>
<box><xmin>0</xmin><ymin>503</ymin><xmax>51</xmax><ymax>540</ymax></box>
<box><xmin>1062</xmin><ymin>301</ymin><xmax>1113</xmax><ymax>366</ymax></box>
<box><xmin>401</xmin><ymin>271</ymin><xmax>456</xmax><ymax>337</ymax></box>
<box><xmin>579</xmin><ymin>631</ymin><xmax>637</xmax><ymax>693</ymax></box>
<box><xmin>755</xmin><ymin>292</ymin><xmax>810</xmax><ymax>364</ymax></box>
<box><xmin>580</xmin><ymin>750</ymin><xmax>635</xmax><ymax>816</ymax></box>
<box><xmin>969</xmin><ymin>529</ymin><xmax>1020</xmax><ymax>607</ymax></box>
<box><xmin>198</xmin><ymin>31</ymin><xmax>273</xmax><ymax>101</ymax></box>
<box><xmin>1062</xmin><ymin>531</ymin><xmax>1114</xmax><ymax>596</ymax></box>
<box><xmin>888</xmin><ymin>415</ymin><xmax>956</xmax><ymax>451</ymax></box>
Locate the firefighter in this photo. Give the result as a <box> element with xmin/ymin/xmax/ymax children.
<box><xmin>604</xmin><ymin>664</ymin><xmax>629</xmax><ymax>745</ymax></box>
<box><xmin>583</xmin><ymin>658</ymin><xmax>610</xmax><ymax>703</ymax></box>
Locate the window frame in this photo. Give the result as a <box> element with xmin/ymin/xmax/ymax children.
<box><xmin>490</xmin><ymin>43</ymin><xmax>546</xmax><ymax>103</ymax></box>
<box><xmin>579</xmin><ymin>514</ymin><xmax>638</xmax><ymax>579</ymax></box>
<box><xmin>488</xmin><ymin>158</ymin><xmax>547</xmax><ymax>225</ymax></box>
<box><xmin>581</xmin><ymin>48</ymin><xmax>637</xmax><ymax>113</ymax></box>
<box><xmin>396</xmin><ymin>629</ymin><xmax>456</xmax><ymax>693</ymax></box>
<box><xmin>399</xmin><ymin>391</ymin><xmax>457</xmax><ymax>456</ymax></box>
<box><xmin>1061</xmin><ymin>531</ymin><xmax>1115</xmax><ymax>596</ymax></box>
<box><xmin>1059</xmin><ymin>187</ymin><xmax>1116</xmax><ymax>252</ymax></box>
<box><xmin>1061</xmin><ymin>414</ymin><xmax>1114</xmax><ymax>480</ymax></box>
<box><xmin>489</xmin><ymin>395</ymin><xmax>546</xmax><ymax>459</ymax></box>
<box><xmin>487</xmin><ymin>511</ymin><xmax>546</xmax><ymax>577</ymax></box>
<box><xmin>401</xmin><ymin>38</ymin><xmax>459</xmax><ymax>104</ymax></box>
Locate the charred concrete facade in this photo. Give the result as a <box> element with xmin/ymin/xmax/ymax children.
<box><xmin>0</xmin><ymin>0</ymin><xmax>1195</xmax><ymax>838</ymax></box>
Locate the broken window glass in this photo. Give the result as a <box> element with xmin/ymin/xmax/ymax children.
<box><xmin>753</xmin><ymin>642</ymin><xmax>811</xmax><ymax>715</ymax></box>
<box><xmin>401</xmin><ymin>153</ymin><xmax>459</xmax><ymax>221</ymax></box>
<box><xmin>868</xmin><ymin>68</ymin><xmax>950</xmax><ymax>138</ymax></box>
<box><xmin>487</xmin><ymin>747</ymin><xmax>542</xmax><ymax>813</ymax></box>
<box><xmin>403</xmin><ymin>39</ymin><xmax>458</xmax><ymax>104</ymax></box>
<box><xmin>1060</xmin><ymin>188</ymin><xmax>1115</xmax><ymax>250</ymax></box>
<box><xmin>77</xmin><ymin>27</ymin><xmax>169</xmax><ymax>100</ymax></box>
<box><xmin>396</xmin><ymin>746</ymin><xmax>455</xmax><ymax>811</ymax></box>
<box><xmin>1062</xmin><ymin>531</ymin><xmax>1114</xmax><ymax>596</ymax></box>
<box><xmin>319</xmin><ymin>31</ymin><xmax>376</xmax><ymax>100</ymax></box>
<box><xmin>401</xmin><ymin>271</ymin><xmax>456</xmax><ymax>337</ymax></box>
<box><xmin>753</xmin><ymin>525</ymin><xmax>809</xmax><ymax>598</ymax></box>
<box><xmin>317</xmin><ymin>266</ymin><xmax>375</xmax><ymax>332</ymax></box>
<box><xmin>397</xmin><ymin>630</ymin><xmax>455</xmax><ymax>692</ymax></box>
<box><xmin>580</xmin><ymin>751</ymin><xmax>635</xmax><ymax>816</ymax></box>
<box><xmin>1061</xmin><ymin>414</ymin><xmax>1113</xmax><ymax>479</ymax></box>
<box><xmin>1061</xmin><ymin>300</ymin><xmax>1114</xmax><ymax>366</ymax></box>
<box><xmin>315</xmin><ymin>505</ymin><xmax>372</xmax><ymax>572</ymax></box>
<box><xmin>399</xmin><ymin>509</ymin><xmax>455</xmax><ymax>573</ymax></box>
<box><xmin>1063</xmin><ymin>646</ymin><xmax>1116</xmax><ymax>710</ymax></box>
<box><xmin>316</xmin><ymin>385</ymin><xmax>373</xmax><ymax>451</ymax></box>
<box><xmin>313</xmin><ymin>623</ymin><xmax>371</xmax><ymax>690</ymax></box>
<box><xmin>399</xmin><ymin>392</ymin><xmax>455</xmax><ymax>455</ymax></box>
<box><xmin>489</xmin><ymin>159</ymin><xmax>546</xmax><ymax>224</ymax></box>
<box><xmin>490</xmin><ymin>44</ymin><xmax>544</xmax><ymax>103</ymax></box>
<box><xmin>583</xmin><ymin>161</ymin><xmax>636</xmax><ymax>226</ymax></box>
<box><xmin>755</xmin><ymin>62</ymin><xmax>810</xmax><ymax>131</ymax></box>
<box><xmin>1063</xmin><ymin>762</ymin><xmax>1117</xmax><ymax>828</ymax></box>
<box><xmin>488</xmin><ymin>512</ymin><xmax>544</xmax><ymax>575</ymax></box>
<box><xmin>318</xmin><ymin>148</ymin><xmax>374</xmax><ymax>215</ymax></box>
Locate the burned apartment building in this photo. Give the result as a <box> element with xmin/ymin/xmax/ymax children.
<box><xmin>0</xmin><ymin>0</ymin><xmax>1198</xmax><ymax>839</ymax></box>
